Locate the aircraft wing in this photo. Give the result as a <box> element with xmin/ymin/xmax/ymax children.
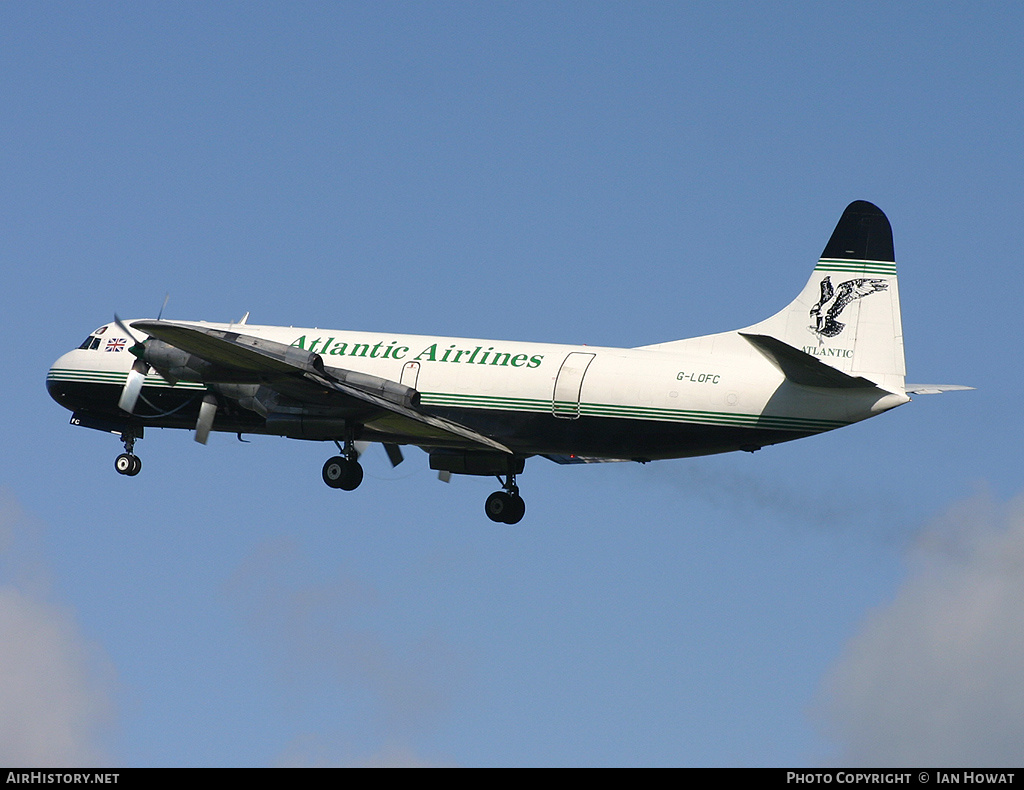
<box><xmin>130</xmin><ymin>320</ymin><xmax>512</xmax><ymax>453</ymax></box>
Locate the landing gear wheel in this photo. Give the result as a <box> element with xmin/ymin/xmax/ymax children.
<box><xmin>485</xmin><ymin>459</ymin><xmax>527</xmax><ymax>523</ymax></box>
<box><xmin>115</xmin><ymin>453</ymin><xmax>141</xmax><ymax>476</ymax></box>
<box><xmin>338</xmin><ymin>460</ymin><xmax>363</xmax><ymax>490</ymax></box>
<box><xmin>485</xmin><ymin>491</ymin><xmax>526</xmax><ymax>524</ymax></box>
<box><xmin>323</xmin><ymin>456</ymin><xmax>346</xmax><ymax>488</ymax></box>
<box><xmin>505</xmin><ymin>494</ymin><xmax>525</xmax><ymax>524</ymax></box>
<box><xmin>485</xmin><ymin>491</ymin><xmax>510</xmax><ymax>522</ymax></box>
<box><xmin>322</xmin><ymin>456</ymin><xmax>363</xmax><ymax>491</ymax></box>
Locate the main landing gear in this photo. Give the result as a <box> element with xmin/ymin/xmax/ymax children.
<box><xmin>114</xmin><ymin>430</ymin><xmax>142</xmax><ymax>476</ymax></box>
<box><xmin>485</xmin><ymin>469</ymin><xmax>526</xmax><ymax>525</ymax></box>
<box><xmin>322</xmin><ymin>438</ymin><xmax>363</xmax><ymax>491</ymax></box>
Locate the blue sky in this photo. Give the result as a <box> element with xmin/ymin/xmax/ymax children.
<box><xmin>2</xmin><ymin>1</ymin><xmax>1021</xmax><ymax>766</ymax></box>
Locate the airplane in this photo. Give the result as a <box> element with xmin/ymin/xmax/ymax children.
<box><xmin>47</xmin><ymin>200</ymin><xmax>969</xmax><ymax>523</ymax></box>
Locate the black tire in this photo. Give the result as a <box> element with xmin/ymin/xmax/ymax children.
<box><xmin>337</xmin><ymin>460</ymin><xmax>363</xmax><ymax>491</ymax></box>
<box><xmin>115</xmin><ymin>453</ymin><xmax>135</xmax><ymax>476</ymax></box>
<box><xmin>322</xmin><ymin>456</ymin><xmax>347</xmax><ymax>488</ymax></box>
<box><xmin>504</xmin><ymin>494</ymin><xmax>526</xmax><ymax>524</ymax></box>
<box><xmin>127</xmin><ymin>455</ymin><xmax>142</xmax><ymax>476</ymax></box>
<box><xmin>485</xmin><ymin>491</ymin><xmax>512</xmax><ymax>523</ymax></box>
<box><xmin>323</xmin><ymin>457</ymin><xmax>363</xmax><ymax>491</ymax></box>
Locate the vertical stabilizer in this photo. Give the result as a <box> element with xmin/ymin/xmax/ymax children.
<box><xmin>742</xmin><ymin>201</ymin><xmax>906</xmax><ymax>393</ymax></box>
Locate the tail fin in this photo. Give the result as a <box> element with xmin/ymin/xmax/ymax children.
<box><xmin>741</xmin><ymin>200</ymin><xmax>906</xmax><ymax>393</ymax></box>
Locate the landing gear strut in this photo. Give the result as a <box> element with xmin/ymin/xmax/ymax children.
<box><xmin>485</xmin><ymin>467</ymin><xmax>526</xmax><ymax>524</ymax></box>
<box><xmin>322</xmin><ymin>436</ymin><xmax>363</xmax><ymax>491</ymax></box>
<box><xmin>114</xmin><ymin>430</ymin><xmax>142</xmax><ymax>476</ymax></box>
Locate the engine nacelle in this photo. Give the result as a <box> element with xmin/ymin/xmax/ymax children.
<box><xmin>429</xmin><ymin>449</ymin><xmax>523</xmax><ymax>476</ymax></box>
<box><xmin>264</xmin><ymin>413</ymin><xmax>351</xmax><ymax>440</ymax></box>
<box><xmin>323</xmin><ymin>365</ymin><xmax>421</xmax><ymax>409</ymax></box>
<box><xmin>143</xmin><ymin>339</ymin><xmax>260</xmax><ymax>384</ymax></box>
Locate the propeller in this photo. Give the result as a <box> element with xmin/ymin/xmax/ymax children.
<box><xmin>383</xmin><ymin>443</ymin><xmax>404</xmax><ymax>467</ymax></box>
<box><xmin>194</xmin><ymin>394</ymin><xmax>217</xmax><ymax>444</ymax></box>
<box><xmin>113</xmin><ymin>314</ymin><xmax>148</xmax><ymax>360</ymax></box>
<box><xmin>113</xmin><ymin>315</ymin><xmax>152</xmax><ymax>415</ymax></box>
<box><xmin>114</xmin><ymin>312</ymin><xmax>217</xmax><ymax>444</ymax></box>
<box><xmin>118</xmin><ymin>358</ymin><xmax>149</xmax><ymax>414</ymax></box>
<box><xmin>332</xmin><ymin>441</ymin><xmax>406</xmax><ymax>476</ymax></box>
<box><xmin>352</xmin><ymin>441</ymin><xmax>404</xmax><ymax>467</ymax></box>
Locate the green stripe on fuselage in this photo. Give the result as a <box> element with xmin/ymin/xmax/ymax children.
<box><xmin>46</xmin><ymin>368</ymin><xmax>206</xmax><ymax>389</ymax></box>
<box><xmin>420</xmin><ymin>391</ymin><xmax>846</xmax><ymax>433</ymax></box>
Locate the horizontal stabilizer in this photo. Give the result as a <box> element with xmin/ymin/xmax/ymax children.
<box><xmin>905</xmin><ymin>384</ymin><xmax>975</xmax><ymax>395</ymax></box>
<box><xmin>739</xmin><ymin>333</ymin><xmax>878</xmax><ymax>389</ymax></box>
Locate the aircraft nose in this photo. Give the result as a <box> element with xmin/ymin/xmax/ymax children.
<box><xmin>46</xmin><ymin>350</ymin><xmax>81</xmax><ymax>409</ymax></box>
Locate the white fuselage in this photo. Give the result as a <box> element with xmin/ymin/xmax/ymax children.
<box><xmin>48</xmin><ymin>319</ymin><xmax>906</xmax><ymax>461</ymax></box>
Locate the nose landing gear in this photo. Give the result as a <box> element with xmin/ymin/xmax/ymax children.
<box><xmin>114</xmin><ymin>453</ymin><xmax>141</xmax><ymax>476</ymax></box>
<box><xmin>114</xmin><ymin>430</ymin><xmax>142</xmax><ymax>476</ymax></box>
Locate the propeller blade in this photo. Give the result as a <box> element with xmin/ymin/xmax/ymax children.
<box><xmin>113</xmin><ymin>313</ymin><xmax>139</xmax><ymax>342</ymax></box>
<box><xmin>118</xmin><ymin>359</ymin><xmax>148</xmax><ymax>414</ymax></box>
<box><xmin>437</xmin><ymin>470</ymin><xmax>452</xmax><ymax>483</ymax></box>
<box><xmin>114</xmin><ymin>312</ymin><xmax>182</xmax><ymax>386</ymax></box>
<box><xmin>383</xmin><ymin>443</ymin><xmax>404</xmax><ymax>467</ymax></box>
<box><xmin>353</xmin><ymin>440</ymin><xmax>370</xmax><ymax>459</ymax></box>
<box><xmin>113</xmin><ymin>314</ymin><xmax>147</xmax><ymax>359</ymax></box>
<box><xmin>194</xmin><ymin>394</ymin><xmax>217</xmax><ymax>444</ymax></box>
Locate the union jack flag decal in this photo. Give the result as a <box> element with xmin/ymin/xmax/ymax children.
<box><xmin>105</xmin><ymin>338</ymin><xmax>126</xmax><ymax>352</ymax></box>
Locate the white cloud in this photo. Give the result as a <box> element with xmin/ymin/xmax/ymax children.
<box><xmin>817</xmin><ymin>491</ymin><xmax>1024</xmax><ymax>766</ymax></box>
<box><xmin>0</xmin><ymin>492</ymin><xmax>116</xmax><ymax>766</ymax></box>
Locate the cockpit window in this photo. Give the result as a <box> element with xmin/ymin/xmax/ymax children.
<box><xmin>77</xmin><ymin>325</ymin><xmax>110</xmax><ymax>351</ymax></box>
